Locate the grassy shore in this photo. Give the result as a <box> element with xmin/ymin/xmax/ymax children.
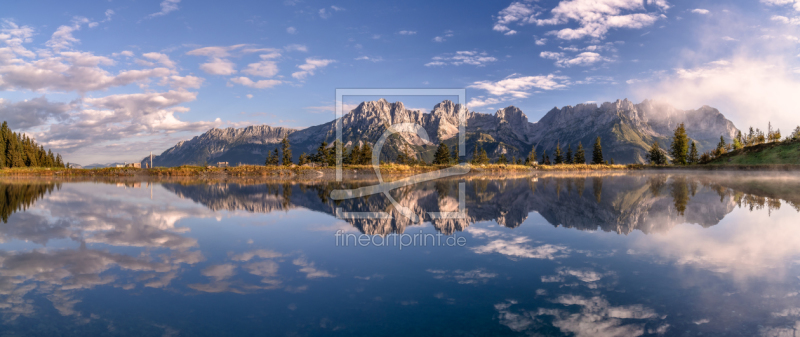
<box><xmin>706</xmin><ymin>139</ymin><xmax>800</xmax><ymax>165</ymax></box>
<box><xmin>0</xmin><ymin>163</ymin><xmax>629</xmax><ymax>177</ymax></box>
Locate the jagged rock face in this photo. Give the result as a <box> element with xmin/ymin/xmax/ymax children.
<box><xmin>145</xmin><ymin>98</ymin><xmax>739</xmax><ymax>166</ymax></box>
<box><xmin>146</xmin><ymin>125</ymin><xmax>295</xmax><ymax>167</ymax></box>
<box><xmin>530</xmin><ymin>99</ymin><xmax>740</xmax><ymax>163</ymax></box>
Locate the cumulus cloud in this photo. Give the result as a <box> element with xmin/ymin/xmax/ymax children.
<box><xmin>142</xmin><ymin>52</ymin><xmax>176</xmax><ymax>68</ymax></box>
<box><xmin>398</xmin><ymin>30</ymin><xmax>417</xmax><ymax>35</ymax></box>
<box><xmin>292</xmin><ymin>257</ymin><xmax>334</xmax><ymax>279</ymax></box>
<box><xmin>319</xmin><ymin>6</ymin><xmax>343</xmax><ymax>19</ymax></box>
<box><xmin>494</xmin><ymin>0</ymin><xmax>669</xmax><ymax>40</ymax></box>
<box><xmin>286</xmin><ymin>26</ymin><xmax>297</xmax><ymax>34</ymax></box>
<box><xmin>0</xmin><ymin>50</ymin><xmax>172</xmax><ymax>92</ymax></box>
<box><xmin>147</xmin><ymin>0</ymin><xmax>181</xmax><ymax>18</ymax></box>
<box><xmin>425</xmin><ymin>51</ymin><xmax>498</xmax><ymax>67</ymax></box>
<box><xmin>0</xmin><ymin>96</ymin><xmax>74</xmax><ymax>130</ymax></box>
<box><xmin>46</xmin><ymin>16</ymin><xmax>91</xmax><ymax>51</ymax></box>
<box><xmin>242</xmin><ymin>51</ymin><xmax>281</xmax><ymax>77</ymax></box>
<box><xmin>0</xmin><ymin>20</ymin><xmax>36</xmax><ymax>58</ymax></box>
<box><xmin>291</xmin><ymin>58</ymin><xmax>335</xmax><ymax>80</ymax></box>
<box><xmin>228</xmin><ymin>77</ymin><xmax>282</xmax><ymax>89</ymax></box>
<box><xmin>186</xmin><ymin>44</ymin><xmax>247</xmax><ymax>75</ymax></box>
<box><xmin>540</xmin><ymin>51</ymin><xmax>611</xmax><ymax>67</ymax></box>
<box><xmin>635</xmin><ymin>57</ymin><xmax>800</xmax><ymax>131</ymax></box>
<box><xmin>468</xmin><ymin>73</ymin><xmax>570</xmax><ymax>108</ymax></box>
<box><xmin>691</xmin><ymin>8</ymin><xmax>710</xmax><ymax>15</ymax></box>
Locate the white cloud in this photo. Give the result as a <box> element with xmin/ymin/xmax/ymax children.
<box><xmin>0</xmin><ymin>20</ymin><xmax>36</xmax><ymax>58</ymax></box>
<box><xmin>199</xmin><ymin>57</ymin><xmax>236</xmax><ymax>75</ymax></box>
<box><xmin>291</xmin><ymin>58</ymin><xmax>335</xmax><ymax>80</ymax></box>
<box><xmin>761</xmin><ymin>0</ymin><xmax>800</xmax><ymax>11</ymax></box>
<box><xmin>494</xmin><ymin>0</ymin><xmax>669</xmax><ymax>40</ymax></box>
<box><xmin>398</xmin><ymin>30</ymin><xmax>417</xmax><ymax>35</ymax></box>
<box><xmin>535</xmin><ymin>37</ymin><xmax>548</xmax><ymax>45</ymax></box>
<box><xmin>540</xmin><ymin>51</ymin><xmax>611</xmax><ymax>67</ymax></box>
<box><xmin>771</xmin><ymin>15</ymin><xmax>800</xmax><ymax>25</ymax></box>
<box><xmin>46</xmin><ymin>17</ymin><xmax>90</xmax><ymax>51</ymax></box>
<box><xmin>242</xmin><ymin>52</ymin><xmax>281</xmax><ymax>77</ymax></box>
<box><xmin>691</xmin><ymin>8</ymin><xmax>710</xmax><ymax>15</ymax></box>
<box><xmin>286</xmin><ymin>26</ymin><xmax>297</xmax><ymax>34</ymax></box>
<box><xmin>142</xmin><ymin>52</ymin><xmax>176</xmax><ymax>68</ymax></box>
<box><xmin>160</xmin><ymin>75</ymin><xmax>204</xmax><ymax>89</ymax></box>
<box><xmin>425</xmin><ymin>51</ymin><xmax>498</xmax><ymax>67</ymax></box>
<box><xmin>492</xmin><ymin>1</ymin><xmax>539</xmax><ymax>34</ymax></box>
<box><xmin>0</xmin><ymin>96</ymin><xmax>74</xmax><ymax>130</ymax></box>
<box><xmin>355</xmin><ymin>56</ymin><xmax>383</xmax><ymax>62</ymax></box>
<box><xmin>229</xmin><ymin>76</ymin><xmax>282</xmax><ymax>89</ymax></box>
<box><xmin>246</xmin><ymin>94</ymin><xmax>253</xmax><ymax>99</ymax></box>
<box><xmin>147</xmin><ymin>0</ymin><xmax>181</xmax><ymax>18</ymax></box>
<box><xmin>636</xmin><ymin>57</ymin><xmax>800</xmax><ymax>132</ymax></box>
<box><xmin>469</xmin><ymin>73</ymin><xmax>570</xmax><ymax>99</ymax></box>
<box><xmin>432</xmin><ymin>30</ymin><xmax>454</xmax><ymax>42</ymax></box>
<box><xmin>722</xmin><ymin>36</ymin><xmax>737</xmax><ymax>41</ymax></box>
<box><xmin>319</xmin><ymin>6</ymin><xmax>343</xmax><ymax>19</ymax></box>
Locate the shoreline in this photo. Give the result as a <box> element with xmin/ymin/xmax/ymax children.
<box><xmin>1</xmin><ymin>163</ymin><xmax>799</xmax><ymax>181</ymax></box>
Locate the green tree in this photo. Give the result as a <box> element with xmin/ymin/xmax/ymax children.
<box><xmin>281</xmin><ymin>135</ymin><xmax>292</xmax><ymax>166</ymax></box>
<box><xmin>497</xmin><ymin>153</ymin><xmax>507</xmax><ymax>164</ymax></box>
<box><xmin>688</xmin><ymin>141</ymin><xmax>699</xmax><ymax>164</ymax></box>
<box><xmin>554</xmin><ymin>143</ymin><xmax>563</xmax><ymax>164</ymax></box>
<box><xmin>648</xmin><ymin>141</ymin><xmax>667</xmax><ymax>165</ymax></box>
<box><xmin>298</xmin><ymin>153</ymin><xmax>309</xmax><ymax>165</ymax></box>
<box><xmin>574</xmin><ymin>142</ymin><xmax>586</xmax><ymax>164</ymax></box>
<box><xmin>591</xmin><ymin>137</ymin><xmax>603</xmax><ymax>164</ymax></box>
<box><xmin>526</xmin><ymin>147</ymin><xmax>537</xmax><ymax>165</ymax></box>
<box><xmin>715</xmin><ymin>136</ymin><xmax>727</xmax><ymax>156</ymax></box>
<box><xmin>451</xmin><ymin>145</ymin><xmax>459</xmax><ymax>164</ymax></box>
<box><xmin>359</xmin><ymin>142</ymin><xmax>372</xmax><ymax>166</ymax></box>
<box><xmin>433</xmin><ymin>143</ymin><xmax>451</xmax><ymax>164</ymax></box>
<box><xmin>541</xmin><ymin>150</ymin><xmax>550</xmax><ymax>165</ymax></box>
<box><xmin>670</xmin><ymin>123</ymin><xmax>689</xmax><ymax>165</ymax></box>
<box><xmin>313</xmin><ymin>141</ymin><xmax>330</xmax><ymax>165</ymax></box>
<box><xmin>565</xmin><ymin>144</ymin><xmax>573</xmax><ymax>164</ymax></box>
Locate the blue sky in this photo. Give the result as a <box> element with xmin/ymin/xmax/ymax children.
<box><xmin>1</xmin><ymin>0</ymin><xmax>800</xmax><ymax>164</ymax></box>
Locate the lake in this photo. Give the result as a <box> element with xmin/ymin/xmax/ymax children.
<box><xmin>0</xmin><ymin>171</ymin><xmax>799</xmax><ymax>336</ymax></box>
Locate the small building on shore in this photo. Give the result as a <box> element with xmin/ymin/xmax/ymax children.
<box><xmin>124</xmin><ymin>163</ymin><xmax>141</xmax><ymax>168</ymax></box>
<box><xmin>217</xmin><ymin>162</ymin><xmax>229</xmax><ymax>168</ymax></box>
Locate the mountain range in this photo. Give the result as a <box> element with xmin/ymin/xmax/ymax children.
<box><xmin>141</xmin><ymin>98</ymin><xmax>739</xmax><ymax>166</ymax></box>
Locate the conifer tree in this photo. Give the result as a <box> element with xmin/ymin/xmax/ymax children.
<box><xmin>715</xmin><ymin>136</ymin><xmax>727</xmax><ymax>156</ymax></box>
<box><xmin>478</xmin><ymin>147</ymin><xmax>488</xmax><ymax>164</ymax></box>
<box><xmin>360</xmin><ymin>142</ymin><xmax>372</xmax><ymax>165</ymax></box>
<box><xmin>591</xmin><ymin>137</ymin><xmax>603</xmax><ymax>164</ymax></box>
<box><xmin>648</xmin><ymin>141</ymin><xmax>667</xmax><ymax>165</ymax></box>
<box><xmin>565</xmin><ymin>144</ymin><xmax>573</xmax><ymax>164</ymax></box>
<box><xmin>526</xmin><ymin>147</ymin><xmax>537</xmax><ymax>165</ymax></box>
<box><xmin>574</xmin><ymin>142</ymin><xmax>586</xmax><ymax>164</ymax></box>
<box><xmin>554</xmin><ymin>143</ymin><xmax>563</xmax><ymax>164</ymax></box>
<box><xmin>497</xmin><ymin>153</ymin><xmax>507</xmax><ymax>164</ymax></box>
<box><xmin>433</xmin><ymin>143</ymin><xmax>451</xmax><ymax>165</ymax></box>
<box><xmin>314</xmin><ymin>141</ymin><xmax>330</xmax><ymax>165</ymax></box>
<box><xmin>688</xmin><ymin>141</ymin><xmax>699</xmax><ymax>164</ymax></box>
<box><xmin>670</xmin><ymin>123</ymin><xmax>689</xmax><ymax>165</ymax></box>
<box><xmin>298</xmin><ymin>153</ymin><xmax>309</xmax><ymax>165</ymax></box>
<box><xmin>451</xmin><ymin>145</ymin><xmax>458</xmax><ymax>164</ymax></box>
<box><xmin>281</xmin><ymin>135</ymin><xmax>292</xmax><ymax>166</ymax></box>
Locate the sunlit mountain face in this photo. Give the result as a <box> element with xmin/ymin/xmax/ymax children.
<box><xmin>0</xmin><ymin>173</ymin><xmax>799</xmax><ymax>336</ymax></box>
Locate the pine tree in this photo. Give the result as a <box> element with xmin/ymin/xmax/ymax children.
<box><xmin>478</xmin><ymin>147</ymin><xmax>488</xmax><ymax>164</ymax></box>
<box><xmin>541</xmin><ymin>150</ymin><xmax>551</xmax><ymax>165</ymax></box>
<box><xmin>471</xmin><ymin>143</ymin><xmax>481</xmax><ymax>164</ymax></box>
<box><xmin>433</xmin><ymin>143</ymin><xmax>451</xmax><ymax>165</ymax></box>
<box><xmin>670</xmin><ymin>123</ymin><xmax>689</xmax><ymax>165</ymax></box>
<box><xmin>591</xmin><ymin>137</ymin><xmax>603</xmax><ymax>164</ymax></box>
<box><xmin>574</xmin><ymin>142</ymin><xmax>586</xmax><ymax>164</ymax></box>
<box><xmin>314</xmin><ymin>141</ymin><xmax>329</xmax><ymax>165</ymax></box>
<box><xmin>715</xmin><ymin>136</ymin><xmax>727</xmax><ymax>156</ymax></box>
<box><xmin>554</xmin><ymin>143</ymin><xmax>563</xmax><ymax>164</ymax></box>
<box><xmin>565</xmin><ymin>145</ymin><xmax>573</xmax><ymax>164</ymax></box>
<box><xmin>298</xmin><ymin>153</ymin><xmax>309</xmax><ymax>165</ymax></box>
<box><xmin>360</xmin><ymin>142</ymin><xmax>372</xmax><ymax>166</ymax></box>
<box><xmin>526</xmin><ymin>147</ymin><xmax>537</xmax><ymax>165</ymax></box>
<box><xmin>451</xmin><ymin>145</ymin><xmax>458</xmax><ymax>164</ymax></box>
<box><xmin>688</xmin><ymin>141</ymin><xmax>699</xmax><ymax>164</ymax></box>
<box><xmin>497</xmin><ymin>153</ymin><xmax>507</xmax><ymax>164</ymax></box>
<box><xmin>648</xmin><ymin>141</ymin><xmax>667</xmax><ymax>165</ymax></box>
<box><xmin>350</xmin><ymin>143</ymin><xmax>362</xmax><ymax>165</ymax></box>
<box><xmin>280</xmin><ymin>135</ymin><xmax>292</xmax><ymax>166</ymax></box>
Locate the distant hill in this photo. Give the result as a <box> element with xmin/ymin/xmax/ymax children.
<box><xmin>708</xmin><ymin>139</ymin><xmax>800</xmax><ymax>165</ymax></box>
<box><xmin>83</xmin><ymin>162</ymin><xmax>129</xmax><ymax>169</ymax></box>
<box><xmin>142</xmin><ymin>99</ymin><xmax>740</xmax><ymax>166</ymax></box>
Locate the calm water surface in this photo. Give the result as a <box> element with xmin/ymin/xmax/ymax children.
<box><xmin>1</xmin><ymin>171</ymin><xmax>799</xmax><ymax>336</ymax></box>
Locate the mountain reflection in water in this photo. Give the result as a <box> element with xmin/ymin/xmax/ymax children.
<box><xmin>160</xmin><ymin>172</ymin><xmax>799</xmax><ymax>235</ymax></box>
<box><xmin>0</xmin><ymin>172</ymin><xmax>798</xmax><ymax>336</ymax></box>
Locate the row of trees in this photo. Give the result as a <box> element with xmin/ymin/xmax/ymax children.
<box><xmin>268</xmin><ymin>136</ymin><xmax>619</xmax><ymax>167</ymax></box>
<box><xmin>0</xmin><ymin>122</ymin><xmax>66</xmax><ymax>169</ymax></box>
<box><xmin>650</xmin><ymin>122</ymin><xmax>800</xmax><ymax>165</ymax></box>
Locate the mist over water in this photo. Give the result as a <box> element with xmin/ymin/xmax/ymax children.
<box><xmin>0</xmin><ymin>172</ymin><xmax>799</xmax><ymax>336</ymax></box>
